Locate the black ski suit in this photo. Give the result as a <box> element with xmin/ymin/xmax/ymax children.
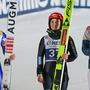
<box><xmin>82</xmin><ymin>28</ymin><xmax>90</xmax><ymax>69</ymax></box>
<box><xmin>37</xmin><ymin>30</ymin><xmax>78</xmax><ymax>90</ymax></box>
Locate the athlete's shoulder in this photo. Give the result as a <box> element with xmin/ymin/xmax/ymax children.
<box><xmin>69</xmin><ymin>36</ymin><xmax>74</xmax><ymax>41</ymax></box>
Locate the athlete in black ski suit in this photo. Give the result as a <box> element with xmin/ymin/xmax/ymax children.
<box><xmin>37</xmin><ymin>12</ymin><xmax>78</xmax><ymax>90</ymax></box>
<box><xmin>82</xmin><ymin>26</ymin><xmax>90</xmax><ymax>90</ymax></box>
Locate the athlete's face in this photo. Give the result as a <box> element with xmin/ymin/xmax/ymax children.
<box><xmin>50</xmin><ymin>19</ymin><xmax>61</xmax><ymax>30</ymax></box>
<box><xmin>86</xmin><ymin>26</ymin><xmax>90</xmax><ymax>34</ymax></box>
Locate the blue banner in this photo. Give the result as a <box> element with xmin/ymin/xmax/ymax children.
<box><xmin>0</xmin><ymin>0</ymin><xmax>90</xmax><ymax>18</ymax></box>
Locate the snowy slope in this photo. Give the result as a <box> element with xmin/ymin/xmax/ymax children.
<box><xmin>0</xmin><ymin>8</ymin><xmax>90</xmax><ymax>90</ymax></box>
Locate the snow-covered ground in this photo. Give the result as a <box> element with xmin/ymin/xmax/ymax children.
<box><xmin>0</xmin><ymin>8</ymin><xmax>90</xmax><ymax>90</ymax></box>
